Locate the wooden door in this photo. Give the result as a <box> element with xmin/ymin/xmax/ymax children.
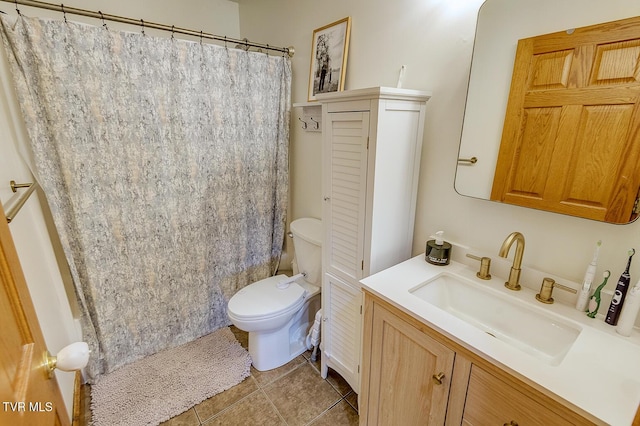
<box><xmin>491</xmin><ymin>16</ymin><xmax>640</xmax><ymax>223</ymax></box>
<box><xmin>0</xmin><ymin>204</ymin><xmax>69</xmax><ymax>426</ymax></box>
<box><xmin>360</xmin><ymin>296</ymin><xmax>455</xmax><ymax>426</ymax></box>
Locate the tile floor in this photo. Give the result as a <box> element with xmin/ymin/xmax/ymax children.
<box><xmin>79</xmin><ymin>326</ymin><xmax>359</xmax><ymax>426</ymax></box>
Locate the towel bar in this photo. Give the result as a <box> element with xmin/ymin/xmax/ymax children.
<box><xmin>4</xmin><ymin>180</ymin><xmax>39</xmax><ymax>223</ymax></box>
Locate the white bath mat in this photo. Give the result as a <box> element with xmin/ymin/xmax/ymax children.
<box><xmin>90</xmin><ymin>327</ymin><xmax>252</xmax><ymax>426</ymax></box>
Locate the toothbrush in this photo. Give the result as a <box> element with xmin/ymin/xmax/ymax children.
<box><xmin>605</xmin><ymin>248</ymin><xmax>636</xmax><ymax>325</ymax></box>
<box><xmin>587</xmin><ymin>270</ymin><xmax>611</xmax><ymax>318</ymax></box>
<box><xmin>576</xmin><ymin>240</ymin><xmax>602</xmax><ymax>312</ymax></box>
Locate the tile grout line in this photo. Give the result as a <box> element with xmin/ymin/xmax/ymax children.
<box><xmin>259</xmin><ymin>359</ymin><xmax>344</xmax><ymax>426</ymax></box>
<box><xmin>252</xmin><ymin>358</ymin><xmax>307</xmax><ymax>389</ymax></box>
<box><xmin>192</xmin><ymin>406</ymin><xmax>203</xmax><ymax>426</ymax></box>
<box><xmin>259</xmin><ymin>360</ymin><xmax>312</xmax><ymax>425</ymax></box>
<box><xmin>200</xmin><ymin>363</ymin><xmax>306</xmax><ymax>425</ymax></box>
<box><xmin>198</xmin><ymin>386</ymin><xmax>262</xmax><ymax>425</ymax></box>
<box><xmin>197</xmin><ymin>375</ymin><xmax>263</xmax><ymax>424</ymax></box>
<box><xmin>260</xmin><ymin>387</ymin><xmax>289</xmax><ymax>425</ymax></box>
<box><xmin>303</xmin><ymin>396</ymin><xmax>345</xmax><ymax>426</ymax></box>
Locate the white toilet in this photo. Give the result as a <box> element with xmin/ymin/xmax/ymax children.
<box><xmin>227</xmin><ymin>217</ymin><xmax>322</xmax><ymax>371</ymax></box>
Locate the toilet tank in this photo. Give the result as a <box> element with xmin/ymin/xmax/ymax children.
<box><xmin>290</xmin><ymin>218</ymin><xmax>322</xmax><ymax>286</ymax></box>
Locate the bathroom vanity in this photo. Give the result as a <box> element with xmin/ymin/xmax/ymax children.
<box><xmin>359</xmin><ymin>254</ymin><xmax>640</xmax><ymax>425</ymax></box>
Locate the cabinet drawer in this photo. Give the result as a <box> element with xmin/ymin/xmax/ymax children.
<box><xmin>462</xmin><ymin>366</ymin><xmax>574</xmax><ymax>426</ymax></box>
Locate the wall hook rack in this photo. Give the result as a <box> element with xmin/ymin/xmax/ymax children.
<box><xmin>293</xmin><ymin>102</ymin><xmax>322</xmax><ymax>132</ymax></box>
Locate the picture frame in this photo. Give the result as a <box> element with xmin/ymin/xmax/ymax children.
<box><xmin>307</xmin><ymin>17</ymin><xmax>352</xmax><ymax>102</ymax></box>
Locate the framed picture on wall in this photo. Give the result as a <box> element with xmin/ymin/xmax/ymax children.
<box><xmin>307</xmin><ymin>17</ymin><xmax>352</xmax><ymax>102</ymax></box>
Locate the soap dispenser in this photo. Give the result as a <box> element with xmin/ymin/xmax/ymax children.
<box><xmin>425</xmin><ymin>231</ymin><xmax>452</xmax><ymax>266</ymax></box>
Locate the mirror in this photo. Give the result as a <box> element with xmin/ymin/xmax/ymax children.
<box><xmin>455</xmin><ymin>0</ymin><xmax>640</xmax><ymax>224</ymax></box>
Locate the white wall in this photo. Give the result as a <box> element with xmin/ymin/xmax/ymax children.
<box><xmin>0</xmin><ymin>0</ymin><xmax>240</xmax><ymax>419</ymax></box>
<box><xmin>237</xmin><ymin>0</ymin><xmax>640</xmax><ymax>297</ymax></box>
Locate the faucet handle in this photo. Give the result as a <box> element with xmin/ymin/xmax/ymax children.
<box><xmin>466</xmin><ymin>253</ymin><xmax>492</xmax><ymax>280</ymax></box>
<box><xmin>536</xmin><ymin>277</ymin><xmax>577</xmax><ymax>304</ymax></box>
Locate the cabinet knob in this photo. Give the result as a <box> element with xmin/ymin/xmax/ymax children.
<box><xmin>324</xmin><ymin>196</ymin><xmax>330</xmax><ymax>201</ymax></box>
<box><xmin>432</xmin><ymin>372</ymin><xmax>445</xmax><ymax>385</ymax></box>
<box><xmin>503</xmin><ymin>422</ymin><xmax>518</xmax><ymax>426</ymax></box>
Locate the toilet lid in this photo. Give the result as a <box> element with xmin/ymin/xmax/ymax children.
<box><xmin>228</xmin><ymin>275</ymin><xmax>306</xmax><ymax>320</ymax></box>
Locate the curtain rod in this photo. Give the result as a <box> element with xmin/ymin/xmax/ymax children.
<box><xmin>1</xmin><ymin>0</ymin><xmax>295</xmax><ymax>57</ymax></box>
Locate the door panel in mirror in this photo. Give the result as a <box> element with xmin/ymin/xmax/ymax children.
<box><xmin>492</xmin><ymin>19</ymin><xmax>640</xmax><ymax>224</ymax></box>
<box><xmin>455</xmin><ymin>0</ymin><xmax>640</xmax><ymax>224</ymax></box>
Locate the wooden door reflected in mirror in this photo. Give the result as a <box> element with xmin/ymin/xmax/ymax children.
<box><xmin>491</xmin><ymin>16</ymin><xmax>640</xmax><ymax>224</ymax></box>
<box><xmin>454</xmin><ymin>0</ymin><xmax>640</xmax><ymax>224</ymax></box>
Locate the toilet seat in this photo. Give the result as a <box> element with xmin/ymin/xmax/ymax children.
<box><xmin>228</xmin><ymin>275</ymin><xmax>306</xmax><ymax>321</ymax></box>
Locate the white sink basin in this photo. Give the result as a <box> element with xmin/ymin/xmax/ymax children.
<box><xmin>409</xmin><ymin>272</ymin><xmax>582</xmax><ymax>366</ymax></box>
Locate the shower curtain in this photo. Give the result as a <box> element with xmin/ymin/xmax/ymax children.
<box><xmin>0</xmin><ymin>15</ymin><xmax>291</xmax><ymax>381</ymax></box>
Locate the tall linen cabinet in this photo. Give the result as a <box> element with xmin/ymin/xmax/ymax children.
<box><xmin>316</xmin><ymin>87</ymin><xmax>430</xmax><ymax>393</ymax></box>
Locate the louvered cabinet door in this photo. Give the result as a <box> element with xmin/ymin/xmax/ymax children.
<box><xmin>321</xmin><ymin>110</ymin><xmax>369</xmax><ymax>394</ymax></box>
<box><xmin>322</xmin><ymin>272</ymin><xmax>362</xmax><ymax>393</ymax></box>
<box><xmin>323</xmin><ymin>111</ymin><xmax>370</xmax><ymax>283</ymax></box>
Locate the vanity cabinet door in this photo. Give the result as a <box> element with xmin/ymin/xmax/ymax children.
<box><xmin>462</xmin><ymin>365</ymin><xmax>576</xmax><ymax>426</ymax></box>
<box><xmin>361</xmin><ymin>297</ymin><xmax>455</xmax><ymax>426</ymax></box>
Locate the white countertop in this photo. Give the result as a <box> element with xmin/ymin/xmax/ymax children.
<box><xmin>360</xmin><ymin>254</ymin><xmax>640</xmax><ymax>426</ymax></box>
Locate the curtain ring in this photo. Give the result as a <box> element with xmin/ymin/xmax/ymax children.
<box><xmin>200</xmin><ymin>30</ymin><xmax>203</xmax><ymax>45</ymax></box>
<box><xmin>170</xmin><ymin>25</ymin><xmax>175</xmax><ymax>40</ymax></box>
<box><xmin>140</xmin><ymin>19</ymin><xmax>145</xmax><ymax>36</ymax></box>
<box><xmin>98</xmin><ymin>11</ymin><xmax>107</xmax><ymax>29</ymax></box>
<box><xmin>14</xmin><ymin>0</ymin><xmax>20</xmax><ymax>15</ymax></box>
<box><xmin>265</xmin><ymin>44</ymin><xmax>269</xmax><ymax>56</ymax></box>
<box><xmin>224</xmin><ymin>36</ymin><xmax>227</xmax><ymax>49</ymax></box>
<box><xmin>60</xmin><ymin>4</ymin><xmax>67</xmax><ymax>23</ymax></box>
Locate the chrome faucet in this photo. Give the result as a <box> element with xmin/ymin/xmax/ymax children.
<box><xmin>498</xmin><ymin>232</ymin><xmax>525</xmax><ymax>290</ymax></box>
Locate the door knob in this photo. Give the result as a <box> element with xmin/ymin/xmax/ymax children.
<box><xmin>43</xmin><ymin>342</ymin><xmax>90</xmax><ymax>379</ymax></box>
<box><xmin>432</xmin><ymin>372</ymin><xmax>445</xmax><ymax>385</ymax></box>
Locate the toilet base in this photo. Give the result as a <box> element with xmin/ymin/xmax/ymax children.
<box><xmin>248</xmin><ymin>293</ymin><xmax>320</xmax><ymax>371</ymax></box>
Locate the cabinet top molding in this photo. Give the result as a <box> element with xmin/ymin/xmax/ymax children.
<box><xmin>315</xmin><ymin>86</ymin><xmax>432</xmax><ymax>103</ymax></box>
